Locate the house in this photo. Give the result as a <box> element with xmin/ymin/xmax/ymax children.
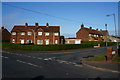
<box><xmin>108</xmin><ymin>35</ymin><xmax>120</xmax><ymax>42</ymax></box>
<box><xmin>11</xmin><ymin>23</ymin><xmax>60</xmax><ymax>45</ymax></box>
<box><xmin>0</xmin><ymin>27</ymin><xmax>11</xmax><ymax>43</ymax></box>
<box><xmin>65</xmin><ymin>38</ymin><xmax>81</xmax><ymax>44</ymax></box>
<box><xmin>76</xmin><ymin>24</ymin><xmax>109</xmax><ymax>41</ymax></box>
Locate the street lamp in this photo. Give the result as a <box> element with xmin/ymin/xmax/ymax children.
<box><xmin>106</xmin><ymin>14</ymin><xmax>119</xmax><ymax>49</ymax></box>
<box><xmin>105</xmin><ymin>24</ymin><xmax>108</xmax><ymax>47</ymax></box>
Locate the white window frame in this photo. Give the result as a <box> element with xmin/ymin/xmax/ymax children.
<box><xmin>45</xmin><ymin>32</ymin><xmax>49</xmax><ymax>36</ymax></box>
<box><xmin>12</xmin><ymin>39</ymin><xmax>15</xmax><ymax>43</ymax></box>
<box><xmin>54</xmin><ymin>33</ymin><xmax>59</xmax><ymax>36</ymax></box>
<box><xmin>37</xmin><ymin>40</ymin><xmax>43</xmax><ymax>45</ymax></box>
<box><xmin>28</xmin><ymin>32</ymin><xmax>32</xmax><ymax>35</ymax></box>
<box><xmin>21</xmin><ymin>32</ymin><xmax>25</xmax><ymax>35</ymax></box>
<box><xmin>89</xmin><ymin>34</ymin><xmax>91</xmax><ymax>37</ymax></box>
<box><xmin>67</xmin><ymin>41</ymin><xmax>70</xmax><ymax>44</ymax></box>
<box><xmin>38</xmin><ymin>32</ymin><xmax>42</xmax><ymax>35</ymax></box>
<box><xmin>55</xmin><ymin>40</ymin><xmax>58</xmax><ymax>44</ymax></box>
<box><xmin>96</xmin><ymin>35</ymin><xmax>99</xmax><ymax>37</ymax></box>
<box><xmin>26</xmin><ymin>40</ymin><xmax>32</xmax><ymax>43</ymax></box>
<box><xmin>12</xmin><ymin>32</ymin><xmax>16</xmax><ymax>35</ymax></box>
<box><xmin>20</xmin><ymin>39</ymin><xmax>24</xmax><ymax>44</ymax></box>
<box><xmin>45</xmin><ymin>39</ymin><xmax>49</xmax><ymax>45</ymax></box>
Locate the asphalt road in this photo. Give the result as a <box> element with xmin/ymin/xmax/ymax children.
<box><xmin>2</xmin><ymin>47</ymin><xmax>120</xmax><ymax>79</ymax></box>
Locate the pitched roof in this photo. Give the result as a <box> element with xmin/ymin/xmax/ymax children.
<box><xmin>100</xmin><ymin>30</ymin><xmax>109</xmax><ymax>35</ymax></box>
<box><xmin>83</xmin><ymin>27</ymin><xmax>101</xmax><ymax>35</ymax></box>
<box><xmin>11</xmin><ymin>25</ymin><xmax>60</xmax><ymax>33</ymax></box>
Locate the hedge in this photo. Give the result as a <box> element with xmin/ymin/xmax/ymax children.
<box><xmin>2</xmin><ymin>41</ymin><xmax>117</xmax><ymax>51</ymax></box>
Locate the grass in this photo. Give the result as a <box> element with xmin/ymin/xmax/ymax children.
<box><xmin>84</xmin><ymin>53</ymin><xmax>106</xmax><ymax>61</ymax></box>
<box><xmin>84</xmin><ymin>53</ymin><xmax>120</xmax><ymax>63</ymax></box>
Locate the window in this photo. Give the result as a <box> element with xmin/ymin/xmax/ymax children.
<box><xmin>96</xmin><ymin>35</ymin><xmax>99</xmax><ymax>37</ymax></box>
<box><xmin>45</xmin><ymin>32</ymin><xmax>49</xmax><ymax>36</ymax></box>
<box><xmin>26</xmin><ymin>40</ymin><xmax>32</xmax><ymax>43</ymax></box>
<box><xmin>12</xmin><ymin>39</ymin><xmax>15</xmax><ymax>43</ymax></box>
<box><xmin>12</xmin><ymin>32</ymin><xmax>16</xmax><ymax>35</ymax></box>
<box><xmin>38</xmin><ymin>32</ymin><xmax>42</xmax><ymax>35</ymax></box>
<box><xmin>94</xmin><ymin>35</ymin><xmax>96</xmax><ymax>37</ymax></box>
<box><xmin>54</xmin><ymin>33</ymin><xmax>59</xmax><ymax>36</ymax></box>
<box><xmin>55</xmin><ymin>40</ymin><xmax>58</xmax><ymax>44</ymax></box>
<box><xmin>21</xmin><ymin>32</ymin><xmax>25</xmax><ymax>35</ymax></box>
<box><xmin>37</xmin><ymin>40</ymin><xmax>43</xmax><ymax>45</ymax></box>
<box><xmin>45</xmin><ymin>39</ymin><xmax>49</xmax><ymax>45</ymax></box>
<box><xmin>67</xmin><ymin>41</ymin><xmax>70</xmax><ymax>44</ymax></box>
<box><xmin>20</xmin><ymin>39</ymin><xmax>24</xmax><ymax>44</ymax></box>
<box><xmin>89</xmin><ymin>34</ymin><xmax>91</xmax><ymax>37</ymax></box>
<box><xmin>28</xmin><ymin>32</ymin><xmax>32</xmax><ymax>35</ymax></box>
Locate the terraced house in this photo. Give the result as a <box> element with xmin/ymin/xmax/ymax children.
<box><xmin>76</xmin><ymin>24</ymin><xmax>109</xmax><ymax>41</ymax></box>
<box><xmin>11</xmin><ymin>23</ymin><xmax>60</xmax><ymax>45</ymax></box>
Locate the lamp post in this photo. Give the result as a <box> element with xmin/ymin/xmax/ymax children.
<box><xmin>106</xmin><ymin>14</ymin><xmax>119</xmax><ymax>49</ymax></box>
<box><xmin>105</xmin><ymin>24</ymin><xmax>108</xmax><ymax>47</ymax></box>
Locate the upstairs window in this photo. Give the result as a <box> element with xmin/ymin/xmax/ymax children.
<box><xmin>12</xmin><ymin>32</ymin><xmax>16</xmax><ymax>35</ymax></box>
<box><xmin>38</xmin><ymin>32</ymin><xmax>42</xmax><ymax>35</ymax></box>
<box><xmin>54</xmin><ymin>33</ymin><xmax>59</xmax><ymax>36</ymax></box>
<box><xmin>28</xmin><ymin>32</ymin><xmax>32</xmax><ymax>35</ymax></box>
<box><xmin>21</xmin><ymin>32</ymin><xmax>25</xmax><ymax>35</ymax></box>
<box><xmin>96</xmin><ymin>35</ymin><xmax>99</xmax><ymax>37</ymax></box>
<box><xmin>45</xmin><ymin>32</ymin><xmax>49</xmax><ymax>36</ymax></box>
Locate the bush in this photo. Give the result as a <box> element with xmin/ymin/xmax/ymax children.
<box><xmin>2</xmin><ymin>42</ymin><xmax>117</xmax><ymax>51</ymax></box>
<box><xmin>2</xmin><ymin>43</ymin><xmax>93</xmax><ymax>51</ymax></box>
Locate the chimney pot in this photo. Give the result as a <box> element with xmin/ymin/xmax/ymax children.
<box><xmin>46</xmin><ymin>23</ymin><xmax>49</xmax><ymax>27</ymax></box>
<box><xmin>35</xmin><ymin>23</ymin><xmax>39</xmax><ymax>26</ymax></box>
<box><xmin>1</xmin><ymin>26</ymin><xmax>4</xmax><ymax>29</ymax></box>
<box><xmin>25</xmin><ymin>23</ymin><xmax>28</xmax><ymax>26</ymax></box>
<box><xmin>81</xmin><ymin>24</ymin><xmax>84</xmax><ymax>28</ymax></box>
<box><xmin>89</xmin><ymin>27</ymin><xmax>92</xmax><ymax>29</ymax></box>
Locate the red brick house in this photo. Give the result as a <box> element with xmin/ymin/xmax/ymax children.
<box><xmin>11</xmin><ymin>23</ymin><xmax>60</xmax><ymax>45</ymax></box>
<box><xmin>0</xmin><ymin>27</ymin><xmax>11</xmax><ymax>43</ymax></box>
<box><xmin>76</xmin><ymin>24</ymin><xmax>108</xmax><ymax>41</ymax></box>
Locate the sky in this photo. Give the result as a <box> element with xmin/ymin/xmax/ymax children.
<box><xmin>2</xmin><ymin>2</ymin><xmax>119</xmax><ymax>38</ymax></box>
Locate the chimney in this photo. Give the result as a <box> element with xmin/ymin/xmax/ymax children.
<box><xmin>89</xmin><ymin>27</ymin><xmax>92</xmax><ymax>29</ymax></box>
<box><xmin>25</xmin><ymin>23</ymin><xmax>28</xmax><ymax>27</ymax></box>
<box><xmin>81</xmin><ymin>24</ymin><xmax>84</xmax><ymax>28</ymax></box>
<box><xmin>35</xmin><ymin>23</ymin><xmax>39</xmax><ymax>26</ymax></box>
<box><xmin>1</xmin><ymin>26</ymin><xmax>4</xmax><ymax>29</ymax></box>
<box><xmin>100</xmin><ymin>29</ymin><xmax>102</xmax><ymax>31</ymax></box>
<box><xmin>96</xmin><ymin>28</ymin><xmax>98</xmax><ymax>31</ymax></box>
<box><xmin>46</xmin><ymin>23</ymin><xmax>49</xmax><ymax>27</ymax></box>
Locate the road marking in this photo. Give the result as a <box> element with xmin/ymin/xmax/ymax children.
<box><xmin>1</xmin><ymin>56</ymin><xmax>8</xmax><ymax>59</ymax></box>
<box><xmin>16</xmin><ymin>60</ymin><xmax>42</xmax><ymax>68</ymax></box>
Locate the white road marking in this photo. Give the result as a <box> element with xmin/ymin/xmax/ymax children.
<box><xmin>16</xmin><ymin>60</ymin><xmax>41</xmax><ymax>68</ymax></box>
<box><xmin>1</xmin><ymin>56</ymin><xmax>8</xmax><ymax>59</ymax></box>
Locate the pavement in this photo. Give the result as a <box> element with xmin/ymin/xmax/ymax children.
<box><xmin>82</xmin><ymin>61</ymin><xmax>120</xmax><ymax>74</ymax></box>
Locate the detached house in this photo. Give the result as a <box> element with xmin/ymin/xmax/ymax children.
<box><xmin>76</xmin><ymin>24</ymin><xmax>109</xmax><ymax>41</ymax></box>
<box><xmin>11</xmin><ymin>23</ymin><xmax>60</xmax><ymax>45</ymax></box>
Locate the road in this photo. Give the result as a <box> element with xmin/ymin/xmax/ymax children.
<box><xmin>1</xmin><ymin>47</ymin><xmax>120</xmax><ymax>79</ymax></box>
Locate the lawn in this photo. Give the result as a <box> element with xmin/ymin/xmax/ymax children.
<box><xmin>84</xmin><ymin>53</ymin><xmax>120</xmax><ymax>63</ymax></box>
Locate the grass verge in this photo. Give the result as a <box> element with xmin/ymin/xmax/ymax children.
<box><xmin>84</xmin><ymin>53</ymin><xmax>120</xmax><ymax>63</ymax></box>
